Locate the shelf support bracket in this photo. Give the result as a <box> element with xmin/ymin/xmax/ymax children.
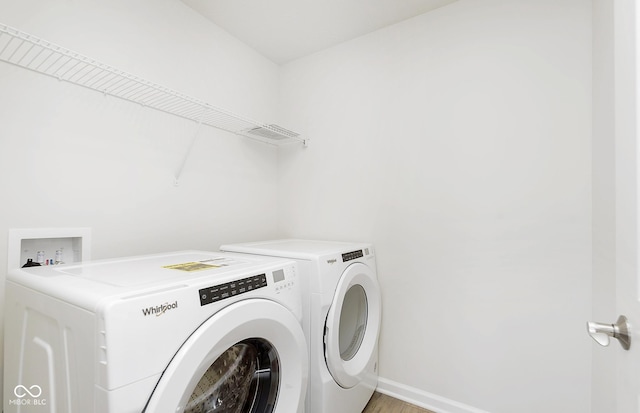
<box><xmin>173</xmin><ymin>108</ymin><xmax>206</xmax><ymax>186</ymax></box>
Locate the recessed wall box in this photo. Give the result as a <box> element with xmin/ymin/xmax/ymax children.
<box><xmin>8</xmin><ymin>228</ymin><xmax>92</xmax><ymax>270</ymax></box>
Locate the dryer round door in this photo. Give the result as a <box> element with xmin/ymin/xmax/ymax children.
<box><xmin>144</xmin><ymin>299</ymin><xmax>308</xmax><ymax>413</ymax></box>
<box><xmin>324</xmin><ymin>262</ymin><xmax>381</xmax><ymax>389</ymax></box>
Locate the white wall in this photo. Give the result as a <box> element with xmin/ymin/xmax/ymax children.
<box><xmin>0</xmin><ymin>0</ymin><xmax>282</xmax><ymax>405</ymax></box>
<box><xmin>278</xmin><ymin>1</ymin><xmax>593</xmax><ymax>412</ymax></box>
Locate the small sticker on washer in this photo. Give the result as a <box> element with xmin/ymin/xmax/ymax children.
<box><xmin>163</xmin><ymin>262</ymin><xmax>220</xmax><ymax>272</ymax></box>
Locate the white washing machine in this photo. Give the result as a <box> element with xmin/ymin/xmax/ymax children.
<box><xmin>4</xmin><ymin>251</ymin><xmax>308</xmax><ymax>413</ymax></box>
<box><xmin>221</xmin><ymin>240</ymin><xmax>381</xmax><ymax>413</ymax></box>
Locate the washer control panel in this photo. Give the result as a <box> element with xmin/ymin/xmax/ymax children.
<box><xmin>199</xmin><ymin>273</ymin><xmax>267</xmax><ymax>306</ymax></box>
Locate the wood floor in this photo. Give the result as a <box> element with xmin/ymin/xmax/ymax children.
<box><xmin>362</xmin><ymin>392</ymin><xmax>435</xmax><ymax>413</ymax></box>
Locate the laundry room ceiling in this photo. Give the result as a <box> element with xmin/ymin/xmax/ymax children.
<box><xmin>181</xmin><ymin>0</ymin><xmax>458</xmax><ymax>64</ymax></box>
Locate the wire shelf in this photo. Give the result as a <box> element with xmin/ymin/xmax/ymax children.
<box><xmin>0</xmin><ymin>23</ymin><xmax>305</xmax><ymax>146</ymax></box>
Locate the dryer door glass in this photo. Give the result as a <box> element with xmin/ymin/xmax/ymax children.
<box><xmin>339</xmin><ymin>285</ymin><xmax>368</xmax><ymax>361</ymax></box>
<box><xmin>185</xmin><ymin>338</ymin><xmax>279</xmax><ymax>413</ymax></box>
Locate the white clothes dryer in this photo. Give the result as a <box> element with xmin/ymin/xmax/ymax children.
<box><xmin>221</xmin><ymin>240</ymin><xmax>381</xmax><ymax>413</ymax></box>
<box><xmin>4</xmin><ymin>251</ymin><xmax>308</xmax><ymax>413</ymax></box>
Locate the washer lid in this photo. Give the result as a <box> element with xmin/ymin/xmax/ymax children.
<box><xmin>324</xmin><ymin>262</ymin><xmax>381</xmax><ymax>389</ymax></box>
<box><xmin>144</xmin><ymin>299</ymin><xmax>308</xmax><ymax>413</ymax></box>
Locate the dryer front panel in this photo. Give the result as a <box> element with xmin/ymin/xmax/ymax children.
<box><xmin>324</xmin><ymin>262</ymin><xmax>381</xmax><ymax>389</ymax></box>
<box><xmin>143</xmin><ymin>299</ymin><xmax>308</xmax><ymax>413</ymax></box>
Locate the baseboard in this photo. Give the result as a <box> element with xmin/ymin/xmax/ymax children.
<box><xmin>375</xmin><ymin>377</ymin><xmax>493</xmax><ymax>413</ymax></box>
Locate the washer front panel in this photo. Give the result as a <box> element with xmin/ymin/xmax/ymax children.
<box><xmin>144</xmin><ymin>299</ymin><xmax>307</xmax><ymax>413</ymax></box>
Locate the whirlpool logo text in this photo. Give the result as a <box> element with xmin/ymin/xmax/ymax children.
<box><xmin>141</xmin><ymin>301</ymin><xmax>178</xmax><ymax>317</ymax></box>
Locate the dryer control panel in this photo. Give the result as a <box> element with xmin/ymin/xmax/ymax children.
<box><xmin>198</xmin><ymin>274</ymin><xmax>267</xmax><ymax>306</ymax></box>
<box><xmin>342</xmin><ymin>250</ymin><xmax>364</xmax><ymax>262</ymax></box>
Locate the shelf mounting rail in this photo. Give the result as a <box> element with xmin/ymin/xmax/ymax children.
<box><xmin>0</xmin><ymin>23</ymin><xmax>306</xmax><ymax>146</ymax></box>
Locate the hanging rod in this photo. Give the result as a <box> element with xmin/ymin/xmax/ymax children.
<box><xmin>0</xmin><ymin>23</ymin><xmax>306</xmax><ymax>146</ymax></box>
